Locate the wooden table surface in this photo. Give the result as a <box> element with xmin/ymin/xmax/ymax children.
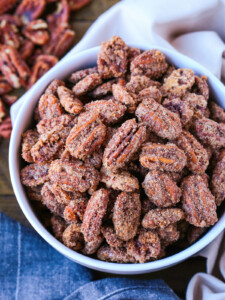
<box><xmin>0</xmin><ymin>1</ymin><xmax>206</xmax><ymax>298</ymax></box>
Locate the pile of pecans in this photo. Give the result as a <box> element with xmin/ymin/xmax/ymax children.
<box><xmin>0</xmin><ymin>0</ymin><xmax>91</xmax><ymax>139</ymax></box>
<box><xmin>20</xmin><ymin>36</ymin><xmax>225</xmax><ymax>263</ymax></box>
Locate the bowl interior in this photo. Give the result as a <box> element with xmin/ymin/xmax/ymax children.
<box><xmin>9</xmin><ymin>44</ymin><xmax>225</xmax><ymax>274</ymax></box>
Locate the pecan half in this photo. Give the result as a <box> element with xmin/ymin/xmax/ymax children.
<box><xmin>0</xmin><ymin>116</ymin><xmax>12</xmax><ymax>139</ymax></box>
<box><xmin>0</xmin><ymin>75</ymin><xmax>12</xmax><ymax>95</ymax></box>
<box><xmin>73</xmin><ymin>73</ymin><xmax>102</xmax><ymax>97</ymax></box>
<box><xmin>211</xmin><ymin>150</ymin><xmax>225</xmax><ymax>206</ymax></box>
<box><xmin>69</xmin><ymin>67</ymin><xmax>98</xmax><ymax>84</ymax></box>
<box><xmin>142</xmin><ymin>208</ymin><xmax>185</xmax><ymax>229</ymax></box>
<box><xmin>26</xmin><ymin>185</ymin><xmax>42</xmax><ymax>201</ymax></box>
<box><xmin>19</xmin><ymin>38</ymin><xmax>35</xmax><ymax>60</ymax></box>
<box><xmin>173</xmin><ymin>130</ymin><xmax>209</xmax><ymax>174</ymax></box>
<box><xmin>130</xmin><ymin>49</ymin><xmax>168</xmax><ymax>79</ymax></box>
<box><xmin>48</xmin><ymin>159</ymin><xmax>100</xmax><ymax>194</ymax></box>
<box><xmin>181</xmin><ymin>175</ymin><xmax>217</xmax><ymax>227</ymax></box>
<box><xmin>64</xmin><ymin>198</ymin><xmax>88</xmax><ymax>223</ymax></box>
<box><xmin>97</xmin><ymin>36</ymin><xmax>128</xmax><ymax>79</ymax></box>
<box><xmin>158</xmin><ymin>224</ymin><xmax>180</xmax><ymax>246</ymax></box>
<box><xmin>0</xmin><ymin>19</ymin><xmax>20</xmax><ymax>48</ymax></box>
<box><xmin>112</xmin><ymin>83</ymin><xmax>137</xmax><ymax>113</ymax></box>
<box><xmin>22</xmin><ymin>129</ymin><xmax>39</xmax><ymax>163</ymax></box>
<box><xmin>81</xmin><ymin>188</ymin><xmax>109</xmax><ymax>242</ymax></box>
<box><xmin>113</xmin><ymin>192</ymin><xmax>141</xmax><ymax>241</ymax></box>
<box><xmin>209</xmin><ymin>101</ymin><xmax>225</xmax><ymax>123</ymax></box>
<box><xmin>97</xmin><ymin>245</ymin><xmax>136</xmax><ymax>263</ymax></box>
<box><xmin>66</xmin><ymin>111</ymin><xmax>106</xmax><ymax>160</ymax></box>
<box><xmin>47</xmin><ymin>0</ymin><xmax>70</xmax><ymax>32</ymax></box>
<box><xmin>136</xmin><ymin>98</ymin><xmax>182</xmax><ymax>140</ymax></box>
<box><xmin>142</xmin><ymin>170</ymin><xmax>181</xmax><ymax>207</ymax></box>
<box><xmin>51</xmin><ymin>182</ymin><xmax>87</xmax><ymax>205</ymax></box>
<box><xmin>103</xmin><ymin>118</ymin><xmax>146</xmax><ymax>170</ymax></box>
<box><xmin>126</xmin><ymin>75</ymin><xmax>160</xmax><ymax>94</ymax></box>
<box><xmin>192</xmin><ymin>75</ymin><xmax>209</xmax><ymax>100</ymax></box>
<box><xmin>57</xmin><ymin>86</ymin><xmax>83</xmax><ymax>115</ymax></box>
<box><xmin>16</xmin><ymin>0</ymin><xmax>46</xmax><ymax>24</ymax></box>
<box><xmin>82</xmin><ymin>235</ymin><xmax>104</xmax><ymax>255</ymax></box>
<box><xmin>89</xmin><ymin>79</ymin><xmax>116</xmax><ymax>98</ymax></box>
<box><xmin>62</xmin><ymin>224</ymin><xmax>83</xmax><ymax>251</ymax></box>
<box><xmin>22</xmin><ymin>19</ymin><xmax>49</xmax><ymax>45</ymax></box>
<box><xmin>140</xmin><ymin>143</ymin><xmax>187</xmax><ymax>172</ymax></box>
<box><xmin>38</xmin><ymin>93</ymin><xmax>63</xmax><ymax>119</ymax></box>
<box><xmin>139</xmin><ymin>86</ymin><xmax>162</xmax><ymax>104</ymax></box>
<box><xmin>37</xmin><ymin>114</ymin><xmax>75</xmax><ymax>134</ymax></box>
<box><xmin>101</xmin><ymin>226</ymin><xmax>124</xmax><ymax>248</ymax></box>
<box><xmin>20</xmin><ymin>162</ymin><xmax>50</xmax><ymax>187</ymax></box>
<box><xmin>45</xmin><ymin>79</ymin><xmax>65</xmax><ymax>95</ymax></box>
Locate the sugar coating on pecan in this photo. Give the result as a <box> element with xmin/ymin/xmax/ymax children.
<box><xmin>45</xmin><ymin>79</ymin><xmax>65</xmax><ymax>96</ymax></box>
<box><xmin>113</xmin><ymin>192</ymin><xmax>141</xmax><ymax>241</ymax></box>
<box><xmin>51</xmin><ymin>215</ymin><xmax>66</xmax><ymax>241</ymax></box>
<box><xmin>84</xmin><ymin>148</ymin><xmax>103</xmax><ymax>169</ymax></box>
<box><xmin>127</xmin><ymin>229</ymin><xmax>161</xmax><ymax>263</ymax></box>
<box><xmin>192</xmin><ymin>75</ymin><xmax>209</xmax><ymax>100</ymax></box>
<box><xmin>66</xmin><ymin>111</ymin><xmax>106</xmax><ymax>160</ymax></box>
<box><xmin>140</xmin><ymin>143</ymin><xmax>187</xmax><ymax>172</ymax></box>
<box><xmin>84</xmin><ymin>99</ymin><xmax>127</xmax><ymax>125</ymax></box>
<box><xmin>62</xmin><ymin>223</ymin><xmax>83</xmax><ymax>251</ymax></box>
<box><xmin>103</xmin><ymin>119</ymin><xmax>146</xmax><ymax>170</ymax></box>
<box><xmin>81</xmin><ymin>189</ymin><xmax>109</xmax><ymax>242</ymax></box>
<box><xmin>36</xmin><ymin>114</ymin><xmax>76</xmax><ymax>134</ymax></box>
<box><xmin>38</xmin><ymin>93</ymin><xmax>63</xmax><ymax>119</ymax></box>
<box><xmin>26</xmin><ymin>185</ymin><xmax>42</xmax><ymax>201</ymax></box>
<box><xmin>51</xmin><ymin>182</ymin><xmax>87</xmax><ymax>205</ymax></box>
<box><xmin>97</xmin><ymin>36</ymin><xmax>128</xmax><ymax>79</ymax></box>
<box><xmin>127</xmin><ymin>47</ymin><xmax>141</xmax><ymax>64</ymax></box>
<box><xmin>97</xmin><ymin>245</ymin><xmax>136</xmax><ymax>263</ymax></box>
<box><xmin>64</xmin><ymin>198</ymin><xmax>88</xmax><ymax>224</ymax></box>
<box><xmin>130</xmin><ymin>49</ymin><xmax>168</xmax><ymax>79</ymax></box>
<box><xmin>126</xmin><ymin>75</ymin><xmax>160</xmax><ymax>94</ymax></box>
<box><xmin>182</xmin><ymin>92</ymin><xmax>207</xmax><ymax>119</ymax></box>
<box><xmin>173</xmin><ymin>130</ymin><xmax>209</xmax><ymax>174</ymax></box>
<box><xmin>22</xmin><ymin>129</ymin><xmax>39</xmax><ymax>163</ymax></box>
<box><xmin>142</xmin><ymin>208</ymin><xmax>185</xmax><ymax>229</ymax></box>
<box><xmin>73</xmin><ymin>73</ymin><xmax>102</xmax><ymax>97</ymax></box>
<box><xmin>136</xmin><ymin>98</ymin><xmax>182</xmax><ymax>140</ymax></box>
<box><xmin>49</xmin><ymin>159</ymin><xmax>100</xmax><ymax>194</ymax></box>
<box><xmin>162</xmin><ymin>68</ymin><xmax>195</xmax><ymax>98</ymax></box>
<box><xmin>181</xmin><ymin>175</ymin><xmax>217</xmax><ymax>227</ymax></box>
<box><xmin>112</xmin><ymin>83</ymin><xmax>137</xmax><ymax>113</ymax></box>
<box><xmin>69</xmin><ymin>67</ymin><xmax>98</xmax><ymax>84</ymax></box>
<box><xmin>57</xmin><ymin>86</ymin><xmax>83</xmax><ymax>115</ymax></box>
<box><xmin>90</xmin><ymin>79</ymin><xmax>116</xmax><ymax>98</ymax></box>
<box><xmin>209</xmin><ymin>101</ymin><xmax>225</xmax><ymax>123</ymax></box>
<box><xmin>158</xmin><ymin>224</ymin><xmax>180</xmax><ymax>246</ymax></box>
<box><xmin>21</xmin><ymin>162</ymin><xmax>50</xmax><ymax>187</ymax></box>
<box><xmin>82</xmin><ymin>235</ymin><xmax>104</xmax><ymax>255</ymax></box>
<box><xmin>195</xmin><ymin>117</ymin><xmax>225</xmax><ymax>149</ymax></box>
<box><xmin>142</xmin><ymin>170</ymin><xmax>181</xmax><ymax>207</ymax></box>
<box><xmin>101</xmin><ymin>226</ymin><xmax>124</xmax><ymax>248</ymax></box>
<box><xmin>139</xmin><ymin>86</ymin><xmax>162</xmax><ymax>104</ymax></box>
<box><xmin>211</xmin><ymin>150</ymin><xmax>225</xmax><ymax>206</ymax></box>
<box><xmin>100</xmin><ymin>166</ymin><xmax>139</xmax><ymax>192</ymax></box>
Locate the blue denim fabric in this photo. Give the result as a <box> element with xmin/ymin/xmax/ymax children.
<box><xmin>0</xmin><ymin>212</ymin><xmax>179</xmax><ymax>300</ymax></box>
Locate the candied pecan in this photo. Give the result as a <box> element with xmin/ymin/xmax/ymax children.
<box><xmin>84</xmin><ymin>99</ymin><xmax>126</xmax><ymax>125</ymax></box>
<box><xmin>103</xmin><ymin>119</ymin><xmax>146</xmax><ymax>170</ymax></box>
<box><xmin>181</xmin><ymin>175</ymin><xmax>217</xmax><ymax>227</ymax></box>
<box><xmin>100</xmin><ymin>166</ymin><xmax>139</xmax><ymax>192</ymax></box>
<box><xmin>51</xmin><ymin>182</ymin><xmax>87</xmax><ymax>205</ymax></box>
<box><xmin>73</xmin><ymin>73</ymin><xmax>102</xmax><ymax>97</ymax></box>
<box><xmin>126</xmin><ymin>75</ymin><xmax>160</xmax><ymax>94</ymax></box>
<box><xmin>2</xmin><ymin>94</ymin><xmax>17</xmax><ymax>106</ymax></box>
<box><xmin>127</xmin><ymin>229</ymin><xmax>161</xmax><ymax>263</ymax></box>
<box><xmin>162</xmin><ymin>69</ymin><xmax>195</xmax><ymax>98</ymax></box>
<box><xmin>142</xmin><ymin>170</ymin><xmax>181</xmax><ymax>207</ymax></box>
<box><xmin>45</xmin><ymin>79</ymin><xmax>65</xmax><ymax>95</ymax></box>
<box><xmin>81</xmin><ymin>189</ymin><xmax>109</xmax><ymax>242</ymax></box>
<box><xmin>136</xmin><ymin>98</ymin><xmax>182</xmax><ymax>140</ymax></box>
<box><xmin>21</xmin><ymin>162</ymin><xmax>50</xmax><ymax>187</ymax></box>
<box><xmin>43</xmin><ymin>27</ymin><xmax>75</xmax><ymax>58</ymax></box>
<box><xmin>140</xmin><ymin>143</ymin><xmax>186</xmax><ymax>172</ymax></box>
<box><xmin>187</xmin><ymin>226</ymin><xmax>207</xmax><ymax>244</ymax></box>
<box><xmin>89</xmin><ymin>79</ymin><xmax>116</xmax><ymax>98</ymax></box>
<box><xmin>16</xmin><ymin>0</ymin><xmax>46</xmax><ymax>24</ymax></box>
<box><xmin>41</xmin><ymin>182</ymin><xmax>65</xmax><ymax>216</ymax></box>
<box><xmin>66</xmin><ymin>111</ymin><xmax>106</xmax><ymax>160</ymax></box>
<box><xmin>139</xmin><ymin>86</ymin><xmax>162</xmax><ymax>104</ymax></box>
<box><xmin>22</xmin><ymin>19</ymin><xmax>49</xmax><ymax>45</ymax></box>
<box><xmin>82</xmin><ymin>235</ymin><xmax>104</xmax><ymax>255</ymax></box>
<box><xmin>195</xmin><ymin>117</ymin><xmax>225</xmax><ymax>149</ymax></box>
<box><xmin>0</xmin><ymin>0</ymin><xmax>17</xmax><ymax>15</ymax></box>
<box><xmin>22</xmin><ymin>129</ymin><xmax>39</xmax><ymax>163</ymax></box>
<box><xmin>46</xmin><ymin>0</ymin><xmax>70</xmax><ymax>32</ymax></box>
<box><xmin>57</xmin><ymin>86</ymin><xmax>83</xmax><ymax>115</ymax></box>
<box><xmin>64</xmin><ymin>198</ymin><xmax>88</xmax><ymax>223</ymax></box>
<box><xmin>38</xmin><ymin>93</ymin><xmax>63</xmax><ymax>119</ymax></box>
<box><xmin>51</xmin><ymin>215</ymin><xmax>66</xmax><ymax>241</ymax></box>
<box><xmin>97</xmin><ymin>36</ymin><xmax>128</xmax><ymax>79</ymax></box>
<box><xmin>101</xmin><ymin>226</ymin><xmax>124</xmax><ymax>248</ymax></box>
<box><xmin>31</xmin><ymin>125</ymin><xmax>70</xmax><ymax>163</ymax></box>
<box><xmin>69</xmin><ymin>67</ymin><xmax>98</xmax><ymax>84</ymax></box>
<box><xmin>49</xmin><ymin>159</ymin><xmax>100</xmax><ymax>194</ymax></box>
<box><xmin>192</xmin><ymin>75</ymin><xmax>209</xmax><ymax>100</ymax></box>
<box><xmin>173</xmin><ymin>130</ymin><xmax>209</xmax><ymax>174</ymax></box>
<box><xmin>130</xmin><ymin>49</ymin><xmax>168</xmax><ymax>79</ymax></box>
<box><xmin>112</xmin><ymin>83</ymin><xmax>137</xmax><ymax>113</ymax></box>
<box><xmin>209</xmin><ymin>101</ymin><xmax>225</xmax><ymax>123</ymax></box>
<box><xmin>97</xmin><ymin>245</ymin><xmax>136</xmax><ymax>263</ymax></box>
<box><xmin>26</xmin><ymin>185</ymin><xmax>42</xmax><ymax>201</ymax></box>
<box><xmin>0</xmin><ymin>116</ymin><xmax>12</xmax><ymax>139</ymax></box>
<box><xmin>84</xmin><ymin>148</ymin><xmax>103</xmax><ymax>169</ymax></box>
<box><xmin>113</xmin><ymin>192</ymin><xmax>141</xmax><ymax>241</ymax></box>
<box><xmin>0</xmin><ymin>19</ymin><xmax>20</xmax><ymax>49</ymax></box>
<box><xmin>163</xmin><ymin>97</ymin><xmax>193</xmax><ymax>126</ymax></box>
<box><xmin>68</xmin><ymin>0</ymin><xmax>92</xmax><ymax>11</ymax></box>
<box><xmin>28</xmin><ymin>55</ymin><xmax>58</xmax><ymax>88</ymax></box>
<box><xmin>62</xmin><ymin>224</ymin><xmax>83</xmax><ymax>251</ymax></box>
<box><xmin>127</xmin><ymin>47</ymin><xmax>141</xmax><ymax>64</ymax></box>
<box><xmin>182</xmin><ymin>92</ymin><xmax>207</xmax><ymax>119</ymax></box>
<box><xmin>0</xmin><ymin>45</ymin><xmax>30</xmax><ymax>88</ymax></box>
<box><xmin>142</xmin><ymin>208</ymin><xmax>185</xmax><ymax>229</ymax></box>
<box><xmin>37</xmin><ymin>114</ymin><xmax>75</xmax><ymax>134</ymax></box>
<box><xmin>158</xmin><ymin>224</ymin><xmax>180</xmax><ymax>246</ymax></box>
<box><xmin>211</xmin><ymin>150</ymin><xmax>225</xmax><ymax>205</ymax></box>
<box><xmin>0</xmin><ymin>75</ymin><xmax>12</xmax><ymax>95</ymax></box>
<box><xmin>19</xmin><ymin>38</ymin><xmax>35</xmax><ymax>60</ymax></box>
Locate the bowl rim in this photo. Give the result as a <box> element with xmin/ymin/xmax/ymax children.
<box><xmin>9</xmin><ymin>44</ymin><xmax>225</xmax><ymax>274</ymax></box>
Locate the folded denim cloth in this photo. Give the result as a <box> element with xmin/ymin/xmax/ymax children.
<box><xmin>0</xmin><ymin>212</ymin><xmax>179</xmax><ymax>300</ymax></box>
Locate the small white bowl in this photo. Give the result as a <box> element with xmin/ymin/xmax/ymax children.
<box><xmin>9</xmin><ymin>44</ymin><xmax>225</xmax><ymax>274</ymax></box>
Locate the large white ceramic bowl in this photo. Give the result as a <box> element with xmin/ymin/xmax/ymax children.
<box><xmin>9</xmin><ymin>44</ymin><xmax>225</xmax><ymax>274</ymax></box>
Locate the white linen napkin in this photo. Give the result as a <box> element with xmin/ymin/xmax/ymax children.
<box><xmin>10</xmin><ymin>0</ymin><xmax>225</xmax><ymax>299</ymax></box>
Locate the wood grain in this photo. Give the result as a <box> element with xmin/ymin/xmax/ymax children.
<box><xmin>0</xmin><ymin>1</ymin><xmax>206</xmax><ymax>297</ymax></box>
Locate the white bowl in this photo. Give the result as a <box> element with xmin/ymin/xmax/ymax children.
<box><xmin>9</xmin><ymin>44</ymin><xmax>225</xmax><ymax>274</ymax></box>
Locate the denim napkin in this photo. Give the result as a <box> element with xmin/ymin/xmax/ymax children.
<box><xmin>0</xmin><ymin>212</ymin><xmax>179</xmax><ymax>300</ymax></box>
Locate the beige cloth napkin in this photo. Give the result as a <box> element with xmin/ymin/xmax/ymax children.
<box><xmin>10</xmin><ymin>0</ymin><xmax>225</xmax><ymax>299</ymax></box>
